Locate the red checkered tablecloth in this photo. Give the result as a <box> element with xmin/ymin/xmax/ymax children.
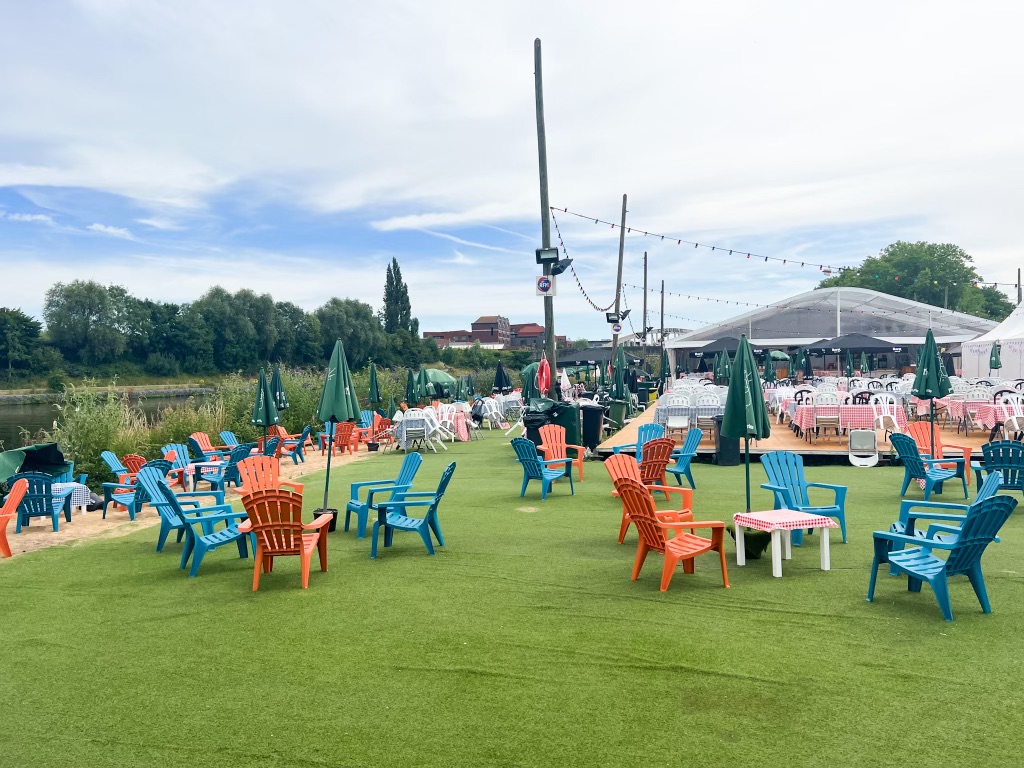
<box><xmin>734</xmin><ymin>509</ymin><xmax>838</xmax><ymax>532</ymax></box>
<box><xmin>791</xmin><ymin>404</ymin><xmax>907</xmax><ymax>433</ymax></box>
<box><xmin>945</xmin><ymin>400</ymin><xmax>1000</xmax><ymax>429</ymax></box>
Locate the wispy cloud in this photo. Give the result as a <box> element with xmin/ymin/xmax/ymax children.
<box><xmin>6</xmin><ymin>212</ymin><xmax>54</xmax><ymax>224</ymax></box>
<box><xmin>417</xmin><ymin>229</ymin><xmax>522</xmax><ymax>254</ymax></box>
<box><xmin>445</xmin><ymin>250</ymin><xmax>478</xmax><ymax>266</ymax></box>
<box><xmin>87</xmin><ymin>222</ymin><xmax>135</xmax><ymax>240</ymax></box>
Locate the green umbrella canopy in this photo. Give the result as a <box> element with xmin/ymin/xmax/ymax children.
<box><xmin>387</xmin><ymin>393</ymin><xmax>397</xmax><ymax>416</ymax></box>
<box><xmin>466</xmin><ymin>373</ymin><xmax>476</xmax><ymax>397</ymax></box>
<box><xmin>252</xmin><ymin>368</ymin><xmax>281</xmax><ymax>428</ymax></box>
<box><xmin>990</xmin><ymin>342</ymin><xmax>1002</xmax><ymax>370</ymax></box>
<box><xmin>404</xmin><ymin>369</ymin><xmax>417</xmax><ymax>404</ymax></box>
<box><xmin>416</xmin><ymin>368</ymin><xmax>430</xmax><ymax>401</ymax></box>
<box><xmin>493</xmin><ymin>361</ymin><xmax>513</xmax><ymax>393</ymax></box>
<box><xmin>521</xmin><ymin>362</ymin><xmax>540</xmax><ymax>401</ymax></box>
<box><xmin>453</xmin><ymin>376</ymin><xmax>465</xmax><ymax>401</ymax></box>
<box><xmin>911</xmin><ymin>329</ymin><xmax>953</xmax><ymax>401</ymax></box>
<box><xmin>422</xmin><ymin>368</ymin><xmax>458</xmax><ymax>398</ymax></box>
<box><xmin>803</xmin><ymin>350</ymin><xmax>813</xmax><ymax>377</ymax></box>
<box><xmin>612</xmin><ymin>345</ymin><xmax>628</xmax><ymax>400</ymax></box>
<box><xmin>317</xmin><ymin>341</ymin><xmax>360</xmax><ymax>424</ymax></box>
<box><xmin>660</xmin><ymin>348</ymin><xmax>671</xmax><ymax>382</ymax></box>
<box><xmin>860</xmin><ymin>351</ymin><xmax>870</xmax><ymax>373</ymax></box>
<box><xmin>720</xmin><ymin>334</ymin><xmax>772</xmax><ymax>514</ymax></box>
<box><xmin>0</xmin><ymin>443</ymin><xmax>71</xmax><ymax>482</ymax></box>
<box><xmin>763</xmin><ymin>357</ymin><xmax>776</xmax><ymax>383</ymax></box>
<box><xmin>270</xmin><ymin>364</ymin><xmax>289</xmax><ymax>411</ymax></box>
<box><xmin>367</xmin><ymin>362</ymin><xmax>382</xmax><ymax>406</ymax></box>
<box><xmin>845</xmin><ymin>350</ymin><xmax>854</xmax><ymax>378</ymax></box>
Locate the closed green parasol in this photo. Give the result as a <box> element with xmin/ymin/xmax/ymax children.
<box><xmin>367</xmin><ymin>362</ymin><xmax>381</xmax><ymax>407</ymax></box>
<box><xmin>493</xmin><ymin>361</ymin><xmax>513</xmax><ymax>394</ymax></box>
<box><xmin>661</xmin><ymin>348</ymin><xmax>671</xmax><ymax>384</ymax></box>
<box><xmin>416</xmin><ymin>368</ymin><xmax>430</xmax><ymax>402</ymax></box>
<box><xmin>762</xmin><ymin>354</ymin><xmax>776</xmax><ymax>383</ymax></box>
<box><xmin>405</xmin><ymin>369</ymin><xmax>417</xmax><ymax>405</ymax></box>
<box><xmin>521</xmin><ymin>362</ymin><xmax>539</xmax><ymax>401</ymax></box>
<box><xmin>990</xmin><ymin>342</ymin><xmax>1002</xmax><ymax>373</ymax></box>
<box><xmin>612</xmin><ymin>345</ymin><xmax>628</xmax><ymax>400</ymax></box>
<box><xmin>911</xmin><ymin>329</ymin><xmax>953</xmax><ymax>460</ymax></box>
<box><xmin>251</xmin><ymin>368</ymin><xmax>281</xmax><ymax>442</ymax></box>
<box><xmin>860</xmin><ymin>351</ymin><xmax>870</xmax><ymax>374</ymax></box>
<box><xmin>317</xmin><ymin>340</ymin><xmax>361</xmax><ymax>515</ymax></box>
<box><xmin>270</xmin><ymin>364</ymin><xmax>289</xmax><ymax>412</ymax></box>
<box><xmin>387</xmin><ymin>394</ymin><xmax>397</xmax><ymax>417</ymax></box>
<box><xmin>845</xmin><ymin>350</ymin><xmax>854</xmax><ymax>378</ymax></box>
<box><xmin>466</xmin><ymin>373</ymin><xmax>476</xmax><ymax>397</ymax></box>
<box><xmin>720</xmin><ymin>334</ymin><xmax>772</xmax><ymax>513</ymax></box>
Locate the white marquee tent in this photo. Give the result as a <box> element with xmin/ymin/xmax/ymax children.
<box><xmin>960</xmin><ymin>301</ymin><xmax>1024</xmax><ymax>379</ymax></box>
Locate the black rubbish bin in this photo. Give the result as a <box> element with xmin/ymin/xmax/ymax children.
<box><xmin>636</xmin><ymin>382</ymin><xmax>653</xmax><ymax>405</ymax></box>
<box><xmin>550</xmin><ymin>403</ymin><xmax>582</xmax><ymax>448</ymax></box>
<box><xmin>523</xmin><ymin>410</ymin><xmax>554</xmax><ymax>446</ymax></box>
<box><xmin>580</xmin><ymin>401</ymin><xmax>605</xmax><ymax>450</ymax></box>
<box><xmin>712</xmin><ymin>415</ymin><xmax>740</xmax><ymax>466</ymax></box>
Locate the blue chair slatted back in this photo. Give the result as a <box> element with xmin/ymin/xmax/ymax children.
<box><xmin>136</xmin><ymin>467</ymin><xmax>188</xmax><ymax>527</ymax></box>
<box><xmin>187</xmin><ymin>436</ymin><xmax>214</xmax><ymax>462</ymax></box>
<box><xmin>289</xmin><ymin>426</ymin><xmax>312</xmax><ymax>447</ymax></box>
<box><xmin>761</xmin><ymin>451</ymin><xmax>809</xmax><ymax>506</ymax></box>
<box><xmin>219</xmin><ymin>431</ymin><xmax>239</xmax><ymax>447</ymax></box>
<box><xmin>360</xmin><ymin>410</ymin><xmax>374</xmax><ymax>429</ymax></box>
<box><xmin>980</xmin><ymin>441</ymin><xmax>1024</xmax><ymax>491</ymax></box>
<box><xmin>129</xmin><ymin>460</ymin><xmax>173</xmax><ymax>505</ymax></box>
<box><xmin>973</xmin><ymin>470</ymin><xmax>1005</xmax><ymax>505</ymax></box>
<box><xmin>262</xmin><ymin>437</ymin><xmax>281</xmax><ymax>457</ymax></box>
<box><xmin>221</xmin><ymin>444</ymin><xmax>255</xmax><ymax>484</ymax></box>
<box><xmin>426</xmin><ymin>462</ymin><xmax>457</xmax><ymax>510</ymax></box>
<box><xmin>511</xmin><ymin>438</ymin><xmax>545</xmax><ymax>479</ymax></box>
<box><xmin>10</xmin><ymin>472</ymin><xmax>59</xmax><ymax>519</ymax></box>
<box><xmin>161</xmin><ymin>443</ymin><xmax>192</xmax><ymax>472</ymax></box>
<box><xmin>679</xmin><ymin>428</ymin><xmax>703</xmax><ymax>455</ymax></box>
<box><xmin>635</xmin><ymin>423</ymin><xmax>666</xmax><ymax>462</ymax></box>
<box><xmin>890</xmin><ymin>434</ymin><xmax>927</xmax><ymax>479</ymax></box>
<box><xmin>395</xmin><ymin>452</ymin><xmax>424</xmax><ymax>489</ymax></box>
<box><xmin>944</xmin><ymin>496</ymin><xmax>1017</xmax><ymax>576</ymax></box>
<box><xmin>101</xmin><ymin>450</ymin><xmax>129</xmax><ymax>479</ymax></box>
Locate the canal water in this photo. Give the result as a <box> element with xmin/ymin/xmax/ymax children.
<box><xmin>0</xmin><ymin>396</ymin><xmax>195</xmax><ymax>450</ymax></box>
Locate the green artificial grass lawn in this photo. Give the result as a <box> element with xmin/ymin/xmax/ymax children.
<box><xmin>3</xmin><ymin>435</ymin><xmax>1024</xmax><ymax>768</ymax></box>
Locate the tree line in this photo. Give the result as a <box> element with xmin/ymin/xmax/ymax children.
<box><xmin>0</xmin><ymin>258</ymin><xmax>535</xmax><ymax>384</ymax></box>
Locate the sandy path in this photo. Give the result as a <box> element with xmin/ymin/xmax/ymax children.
<box><xmin>1</xmin><ymin>444</ymin><xmax>372</xmax><ymax>559</ymax></box>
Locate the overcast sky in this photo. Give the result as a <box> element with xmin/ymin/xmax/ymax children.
<box><xmin>1</xmin><ymin>1</ymin><xmax>1020</xmax><ymax>339</ymax></box>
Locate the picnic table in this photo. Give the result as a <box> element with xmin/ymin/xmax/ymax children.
<box><xmin>734</xmin><ymin>509</ymin><xmax>838</xmax><ymax>577</ymax></box>
<box><xmin>790</xmin><ymin>404</ymin><xmax>907</xmax><ymax>434</ymax></box>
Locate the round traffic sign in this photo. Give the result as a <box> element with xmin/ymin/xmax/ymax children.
<box><xmin>612</xmin><ymin>323</ymin><xmax>622</xmax><ymax>333</ymax></box>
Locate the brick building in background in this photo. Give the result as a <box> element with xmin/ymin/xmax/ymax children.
<box><xmin>424</xmin><ymin>315</ymin><xmax>567</xmax><ymax>351</ymax></box>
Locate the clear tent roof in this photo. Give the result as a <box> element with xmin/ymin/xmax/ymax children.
<box><xmin>665</xmin><ymin>287</ymin><xmax>996</xmax><ymax>349</ymax></box>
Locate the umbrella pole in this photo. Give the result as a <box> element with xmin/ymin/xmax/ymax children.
<box><xmin>930</xmin><ymin>401</ymin><xmax>936</xmax><ymax>460</ymax></box>
<box><xmin>322</xmin><ymin>419</ymin><xmax>335</xmax><ymax>513</ymax></box>
<box><xmin>744</xmin><ymin>437</ymin><xmax>751</xmax><ymax>514</ymax></box>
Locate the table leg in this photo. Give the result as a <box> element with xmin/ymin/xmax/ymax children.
<box><xmin>820</xmin><ymin>526</ymin><xmax>831</xmax><ymax>571</ymax></box>
<box><xmin>734</xmin><ymin>518</ymin><xmax>746</xmax><ymax>566</ymax></box>
<box><xmin>783</xmin><ymin>530</ymin><xmax>792</xmax><ymax>560</ymax></box>
<box><xmin>771</xmin><ymin>530</ymin><xmax>783</xmax><ymax>577</ymax></box>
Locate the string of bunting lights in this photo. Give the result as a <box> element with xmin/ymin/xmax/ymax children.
<box><xmin>550</xmin><ymin>208</ymin><xmax>617</xmax><ymax>312</ymax></box>
<box><xmin>554</xmin><ymin>205</ymin><xmax>1020</xmax><ymax>289</ymax></box>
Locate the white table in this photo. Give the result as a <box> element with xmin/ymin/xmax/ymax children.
<box><xmin>733</xmin><ymin>509</ymin><xmax>838</xmax><ymax>578</ymax></box>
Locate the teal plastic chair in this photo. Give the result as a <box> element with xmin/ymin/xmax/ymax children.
<box><xmin>53</xmin><ymin>461</ymin><xmax>87</xmax><ymax>485</ymax></box>
<box><xmin>890</xmin><ymin>433</ymin><xmax>967</xmax><ymax>501</ymax></box>
<box><xmin>187</xmin><ymin>436</ymin><xmax>227</xmax><ymax>463</ymax></box>
<box><xmin>102</xmin><ymin>459</ymin><xmax>172</xmax><ymax>519</ymax></box>
<box><xmin>161</xmin><ymin>442</ymin><xmax>196</xmax><ymax>489</ymax></box>
<box><xmin>760</xmin><ymin>450</ymin><xmax>848</xmax><ymax>543</ymax></box>
<box><xmin>868</xmin><ymin>495</ymin><xmax>1017</xmax><ymax>621</ymax></box>
<box><xmin>10</xmin><ymin>472</ymin><xmax>74</xmax><ymax>532</ymax></box>
<box><xmin>101</xmin><ymin>450</ymin><xmax>132</xmax><ymax>482</ymax></box>
<box><xmin>612</xmin><ymin>423</ymin><xmax>665</xmax><ymax>463</ymax></box>
<box><xmin>262</xmin><ymin>437</ymin><xmax>281</xmax><ymax>457</ymax></box>
<box><xmin>893</xmin><ymin>470</ymin><xmax>1004</xmax><ymax>541</ymax></box>
<box><xmin>971</xmin><ymin>440</ymin><xmax>1024</xmax><ymax>493</ymax></box>
<box><xmin>136</xmin><ymin>467</ymin><xmax>247</xmax><ymax>576</ymax></box>
<box><xmin>371</xmin><ymin>462</ymin><xmax>455</xmax><ymax>558</ymax></box>
<box><xmin>219</xmin><ymin>431</ymin><xmax>240</xmax><ymax>447</ymax></box>
<box><xmin>359</xmin><ymin>410</ymin><xmax>375</xmax><ymax>429</ymax></box>
<box><xmin>511</xmin><ymin>438</ymin><xmax>574</xmax><ymax>500</ymax></box>
<box><xmin>281</xmin><ymin>426</ymin><xmax>312</xmax><ymax>465</ymax></box>
<box><xmin>666</xmin><ymin>428</ymin><xmax>703</xmax><ymax>489</ymax></box>
<box><xmin>345</xmin><ymin>452</ymin><xmax>423</xmax><ymax>539</ymax></box>
<box><xmin>192</xmin><ymin>444</ymin><xmax>255</xmax><ymax>492</ymax></box>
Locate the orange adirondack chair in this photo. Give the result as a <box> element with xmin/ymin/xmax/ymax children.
<box><xmin>637</xmin><ymin>438</ymin><xmax>676</xmax><ymax>487</ymax></box>
<box><xmin>537</xmin><ymin>424</ymin><xmax>586</xmax><ymax>481</ymax></box>
<box><xmin>0</xmin><ymin>478</ymin><xmax>28</xmax><ymax>558</ymax></box>
<box><xmin>321</xmin><ymin>421</ymin><xmax>357</xmax><ymax>455</ymax></box>
<box><xmin>613</xmin><ymin>477</ymin><xmax>729</xmax><ymax>591</ymax></box>
<box><xmin>372</xmin><ymin>418</ymin><xmax>394</xmax><ymax>449</ymax></box>
<box><xmin>190</xmin><ymin>432</ymin><xmax>230</xmax><ymax>454</ymax></box>
<box><xmin>238</xmin><ymin>489</ymin><xmax>331</xmax><ymax>590</ymax></box>
<box><xmin>605</xmin><ymin>453</ymin><xmax>693</xmax><ymax>544</ymax></box>
<box><xmin>906</xmin><ymin>422</ymin><xmax>972</xmax><ymax>485</ymax></box>
<box><xmin>122</xmin><ymin>454</ymin><xmax>147</xmax><ymax>474</ymax></box>
<box><xmin>236</xmin><ymin>456</ymin><xmax>305</xmax><ymax>497</ymax></box>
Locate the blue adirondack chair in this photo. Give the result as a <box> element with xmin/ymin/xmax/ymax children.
<box><xmin>890</xmin><ymin>433</ymin><xmax>968</xmax><ymax>501</ymax></box>
<box><xmin>192</xmin><ymin>444</ymin><xmax>255</xmax><ymax>492</ymax></box>
<box><xmin>53</xmin><ymin>461</ymin><xmax>87</xmax><ymax>485</ymax></box>
<box><xmin>760</xmin><ymin>450</ymin><xmax>849</xmax><ymax>544</ymax></box>
<box><xmin>262</xmin><ymin>437</ymin><xmax>281</xmax><ymax>457</ymax></box>
<box><xmin>867</xmin><ymin>495</ymin><xmax>1018</xmax><ymax>621</ymax></box>
<box><xmin>666</xmin><ymin>428</ymin><xmax>703</xmax><ymax>489</ymax></box>
<box><xmin>371</xmin><ymin>461</ymin><xmax>455</xmax><ymax>558</ymax></box>
<box><xmin>161</xmin><ymin>442</ymin><xmax>196</xmax><ymax>489</ymax></box>
<box><xmin>187</xmin><ymin>436</ymin><xmax>227</xmax><ymax>463</ymax></box>
<box><xmin>220</xmin><ymin>431</ymin><xmax>240</xmax><ymax>447</ymax></box>
<box><xmin>612</xmin><ymin>423</ymin><xmax>666</xmax><ymax>462</ymax></box>
<box><xmin>102</xmin><ymin>459</ymin><xmax>172</xmax><ymax>520</ymax></box>
<box><xmin>10</xmin><ymin>472</ymin><xmax>74</xmax><ymax>532</ymax></box>
<box><xmin>101</xmin><ymin>450</ymin><xmax>133</xmax><ymax>483</ymax></box>
<box><xmin>892</xmin><ymin>470</ymin><xmax>1004</xmax><ymax>541</ymax></box>
<box><xmin>345</xmin><ymin>452</ymin><xmax>423</xmax><ymax>539</ymax></box>
<box><xmin>281</xmin><ymin>426</ymin><xmax>312</xmax><ymax>465</ymax></box>
<box><xmin>971</xmin><ymin>440</ymin><xmax>1024</xmax><ymax>493</ymax></box>
<box><xmin>359</xmin><ymin>409</ymin><xmax>375</xmax><ymax>429</ymax></box>
<box><xmin>136</xmin><ymin>467</ymin><xmax>248</xmax><ymax>575</ymax></box>
<box><xmin>511</xmin><ymin>437</ymin><xmax>574</xmax><ymax>500</ymax></box>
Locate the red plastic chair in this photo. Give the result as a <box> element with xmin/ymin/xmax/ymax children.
<box><xmin>604</xmin><ymin>453</ymin><xmax>693</xmax><ymax>544</ymax></box>
<box><xmin>613</xmin><ymin>477</ymin><xmax>729</xmax><ymax>591</ymax></box>
<box><xmin>537</xmin><ymin>424</ymin><xmax>586</xmax><ymax>481</ymax></box>
<box><xmin>0</xmin><ymin>479</ymin><xmax>28</xmax><ymax>558</ymax></box>
<box><xmin>236</xmin><ymin>456</ymin><xmax>304</xmax><ymax>497</ymax></box>
<box><xmin>239</xmin><ymin>489</ymin><xmax>331</xmax><ymax>590</ymax></box>
<box><xmin>122</xmin><ymin>454</ymin><xmax>147</xmax><ymax>475</ymax></box>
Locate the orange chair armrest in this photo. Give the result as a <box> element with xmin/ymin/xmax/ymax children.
<box><xmin>282</xmin><ymin>480</ymin><xmax>305</xmax><ymax>493</ymax></box>
<box><xmin>305</xmin><ymin>514</ymin><xmax>334</xmax><ymax>530</ymax></box>
<box><xmin>656</xmin><ymin>519</ymin><xmax>724</xmax><ymax>531</ymax></box>
<box><xmin>654</xmin><ymin>509</ymin><xmax>694</xmax><ymax>523</ymax></box>
<box><xmin>237</xmin><ymin>520</ymin><xmax>252</xmax><ymax>533</ymax></box>
<box><xmin>566</xmin><ymin>444</ymin><xmax>586</xmax><ymax>456</ymax></box>
<box><xmin>537</xmin><ymin>445</ymin><xmax>551</xmax><ymax>455</ymax></box>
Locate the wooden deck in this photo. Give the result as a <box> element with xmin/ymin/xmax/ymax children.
<box><xmin>597</xmin><ymin>403</ymin><xmax>995</xmax><ymax>459</ymax></box>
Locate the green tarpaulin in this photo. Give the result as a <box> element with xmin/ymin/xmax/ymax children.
<box><xmin>0</xmin><ymin>443</ymin><xmax>71</xmax><ymax>482</ymax></box>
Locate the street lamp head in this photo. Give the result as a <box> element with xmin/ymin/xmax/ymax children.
<box><xmin>619</xmin><ymin>309</ymin><xmax>631</xmax><ymax>320</ymax></box>
<box><xmin>550</xmin><ymin>258</ymin><xmax>573</xmax><ymax>276</ymax></box>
